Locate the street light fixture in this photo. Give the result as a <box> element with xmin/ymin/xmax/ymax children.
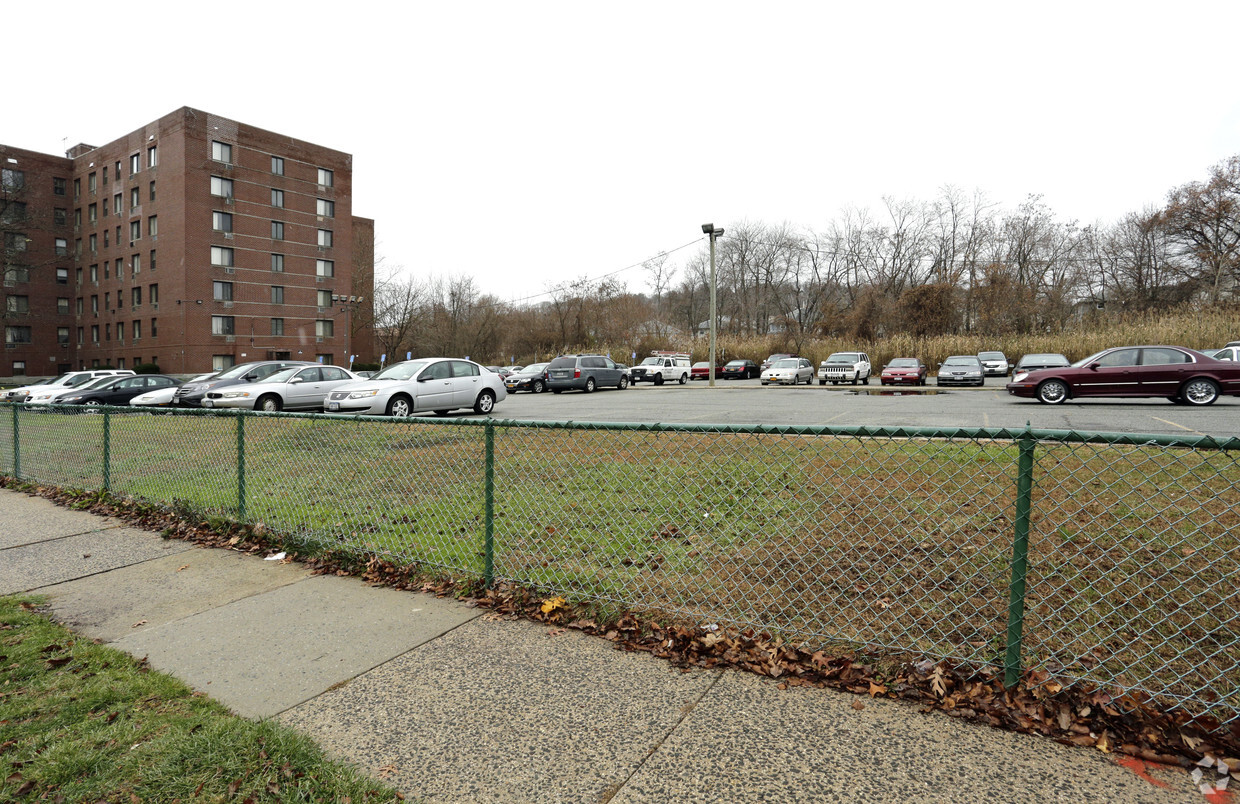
<box><xmin>701</xmin><ymin>223</ymin><xmax>724</xmax><ymax>386</ymax></box>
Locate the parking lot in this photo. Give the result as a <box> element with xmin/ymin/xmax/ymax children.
<box><xmin>492</xmin><ymin>376</ymin><xmax>1240</xmax><ymax>438</ymax></box>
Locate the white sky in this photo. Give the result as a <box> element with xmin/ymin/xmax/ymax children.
<box><xmin>9</xmin><ymin>1</ymin><xmax>1240</xmax><ymax>303</ymax></box>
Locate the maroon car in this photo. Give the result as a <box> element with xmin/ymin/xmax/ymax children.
<box><xmin>880</xmin><ymin>357</ymin><xmax>928</xmax><ymax>386</ymax></box>
<box><xmin>1005</xmin><ymin>345</ymin><xmax>1240</xmax><ymax>406</ymax></box>
<box><xmin>691</xmin><ymin>362</ymin><xmax>726</xmax><ymax>381</ymax></box>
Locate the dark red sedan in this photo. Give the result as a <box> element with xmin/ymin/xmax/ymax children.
<box><xmin>880</xmin><ymin>357</ymin><xmax>928</xmax><ymax>386</ymax></box>
<box><xmin>691</xmin><ymin>362</ymin><xmax>727</xmax><ymax>380</ymax></box>
<box><xmin>1005</xmin><ymin>345</ymin><xmax>1240</xmax><ymax>406</ymax></box>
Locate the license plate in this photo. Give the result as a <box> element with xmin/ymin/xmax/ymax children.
<box><xmin>328</xmin><ymin>401</ymin><xmax>340</xmax><ymax>411</ymax></box>
<box><xmin>201</xmin><ymin>399</ymin><xmax>213</xmax><ymax>408</ymax></box>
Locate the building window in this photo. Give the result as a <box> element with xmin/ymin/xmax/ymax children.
<box><xmin>210</xmin><ymin>176</ymin><xmax>234</xmax><ymax>198</ymax></box>
<box><xmin>151</xmin><ymin>317</ymin><xmax>158</xmax><ymax>337</ymax></box>
<box><xmin>131</xmin><ymin>253</ymin><xmax>141</xmax><ymax>276</ymax></box>
<box><xmin>316</xmin><ymin>259</ymin><xmax>334</xmax><ymax>277</ymax></box>
<box><xmin>3</xmin><ymin>266</ymin><xmax>30</xmax><ymax>283</ymax></box>
<box><xmin>213</xmin><ymin>211</ymin><xmax>232</xmax><ymax>232</ymax></box>
<box><xmin>90</xmin><ymin>265</ymin><xmax>98</xmax><ymax>282</ymax></box>
<box><xmin>11</xmin><ymin>360</ymin><xmax>26</xmax><ymax>376</ymax></box>
<box><xmin>212</xmin><ymin>354</ymin><xmax>235</xmax><ymax>371</ymax></box>
<box><xmin>89</xmin><ymin>234</ymin><xmax>97</xmax><ymax>252</ymax></box>
<box><xmin>211</xmin><ymin>315</ymin><xmax>235</xmax><ymax>336</ymax></box>
<box><xmin>317</xmin><ymin>229</ymin><xmax>333</xmax><ymax>247</ymax></box>
<box><xmin>104</xmin><ymin>230</ymin><xmax>110</xmax><ymax>248</ymax></box>
<box><xmin>316</xmin><ymin>199</ymin><xmax>334</xmax><ymax>218</ymax></box>
<box><xmin>149</xmin><ymin>284</ymin><xmax>158</xmax><ymax>304</ymax></box>
<box><xmin>213</xmin><ymin>281</ymin><xmax>232</xmax><ymax>302</ymax></box>
<box><xmin>4</xmin><ymin>232</ymin><xmax>26</xmax><ymax>251</ymax></box>
<box><xmin>6</xmin><ymin>295</ymin><xmax>29</xmax><ymax>314</ymax></box>
<box><xmin>0</xmin><ymin>201</ymin><xmax>26</xmax><ymax>224</ymax></box>
<box><xmin>53</xmin><ymin>177</ymin><xmax>67</xmax><ymax>196</ymax></box>
<box><xmin>149</xmin><ymin>181</ymin><xmax>156</xmax><ymax>202</ymax></box>
<box><xmin>57</xmin><ymin>298</ymin><xmax>70</xmax><ymax>314</ymax></box>
<box><xmin>271</xmin><ymin>286</ymin><xmax>284</xmax><ymax>304</ymax></box>
<box><xmin>130</xmin><ymin>221</ymin><xmax>141</xmax><ymax>242</ymax></box>
<box><xmin>117</xmin><ymin>322</ymin><xmax>125</xmax><ymax>342</ymax></box>
<box><xmin>148</xmin><ymin>146</ymin><xmax>158</xmax><ymax>167</ymax></box>
<box><xmin>89</xmin><ymin>203</ymin><xmax>97</xmax><ymax>223</ymax></box>
<box><xmin>315</xmin><ymin>320</ymin><xmax>334</xmax><ymax>337</ymax></box>
<box><xmin>54</xmin><ymin>238</ymin><xmax>68</xmax><ymax>256</ymax></box>
<box><xmin>74</xmin><ymin>208</ymin><xmax>82</xmax><ymax>227</ymax></box>
<box><xmin>317</xmin><ymin>289</ymin><xmax>332</xmax><ymax>307</ymax></box>
<box><xmin>91</xmin><ymin>325</ymin><xmax>99</xmax><ymax>343</ymax></box>
<box><xmin>75</xmin><ymin>268</ymin><xmax>82</xmax><ymax>284</ymax></box>
<box><xmin>105</xmin><ymin>323</ymin><xmax>111</xmax><ymax>341</ymax></box>
<box><xmin>1</xmin><ymin>168</ymin><xmax>24</xmax><ymax>191</ymax></box>
<box><xmin>210</xmin><ymin>246</ymin><xmax>234</xmax><ymax>267</ymax></box>
<box><xmin>130</xmin><ymin>187</ymin><xmax>139</xmax><ymax>208</ymax></box>
<box><xmin>114</xmin><ymin>160</ymin><xmax>121</xmax><ymax>179</ymax></box>
<box><xmin>56</xmin><ymin>268</ymin><xmax>68</xmax><ymax>284</ymax></box>
<box><xmin>76</xmin><ymin>327</ymin><xmax>83</xmax><ymax>343</ymax></box>
<box><xmin>133</xmin><ymin>320</ymin><xmax>141</xmax><ymax>340</ymax></box>
<box><xmin>271</xmin><ymin>221</ymin><xmax>284</xmax><ymax>240</ymax></box>
<box><xmin>131</xmin><ymin>287</ymin><xmax>142</xmax><ymax>306</ymax></box>
<box><xmin>271</xmin><ymin>188</ymin><xmax>284</xmax><ymax>208</ymax></box>
<box><xmin>57</xmin><ymin>327</ymin><xmax>70</xmax><ymax>345</ymax></box>
<box><xmin>317</xmin><ymin>168</ymin><xmax>333</xmax><ymax>187</ymax></box>
<box><xmin>115</xmin><ymin>258</ymin><xmax>123</xmax><ymax>278</ymax></box>
<box><xmin>73</xmin><ymin>178</ymin><xmax>80</xmax><ymax>198</ymax></box>
<box><xmin>88</xmin><ymin>172</ymin><xmax>97</xmax><ymax>193</ymax></box>
<box><xmin>105</xmin><ymin>292</ymin><xmax>111</xmax><ymax>310</ymax></box>
<box><xmin>130</xmin><ymin>153</ymin><xmax>140</xmax><ymax>174</ymax></box>
<box><xmin>150</xmin><ymin>250</ymin><xmax>157</xmax><ymax>271</ymax></box>
<box><xmin>5</xmin><ymin>326</ymin><xmax>32</xmax><ymax>345</ymax></box>
<box><xmin>270</xmin><ymin>317</ymin><xmax>284</xmax><ymax>336</ymax></box>
<box><xmin>271</xmin><ymin>156</ymin><xmax>284</xmax><ymax>175</ymax></box>
<box><xmin>113</xmin><ymin>194</ymin><xmax>122</xmax><ymax>215</ymax></box>
<box><xmin>54</xmin><ymin>208</ymin><xmax>68</xmax><ymax>226</ymax></box>
<box><xmin>211</xmin><ymin>141</ymin><xmax>232</xmax><ymax>163</ymax></box>
<box><xmin>103</xmin><ymin>165</ymin><xmax>109</xmax><ymax>185</ymax></box>
<box><xmin>147</xmin><ymin>216</ymin><xmax>157</xmax><ymax>238</ymax></box>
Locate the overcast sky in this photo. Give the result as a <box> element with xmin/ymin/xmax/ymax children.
<box><xmin>9</xmin><ymin>1</ymin><xmax>1240</xmax><ymax>303</ymax></box>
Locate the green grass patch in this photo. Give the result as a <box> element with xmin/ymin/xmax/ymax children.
<box><xmin>0</xmin><ymin>595</ymin><xmax>402</xmax><ymax>803</ymax></box>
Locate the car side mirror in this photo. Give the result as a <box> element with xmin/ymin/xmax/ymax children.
<box><xmin>417</xmin><ymin>375</ymin><xmax>432</xmax><ymax>382</ymax></box>
<box><xmin>1087</xmin><ymin>362</ymin><xmax>1100</xmax><ymax>370</ymax></box>
<box><xmin>289</xmin><ymin>377</ymin><xmax>303</xmax><ymax>384</ymax></box>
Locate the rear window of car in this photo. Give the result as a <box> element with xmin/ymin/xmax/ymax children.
<box><xmin>979</xmin><ymin>352</ymin><xmax>1005</xmax><ymax>360</ymax></box>
<box><xmin>548</xmin><ymin>357</ymin><xmax>577</xmax><ymax>369</ymax></box>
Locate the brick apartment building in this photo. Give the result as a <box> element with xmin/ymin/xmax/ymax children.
<box><xmin>1</xmin><ymin>107</ymin><xmax>374</xmax><ymax>378</ymax></box>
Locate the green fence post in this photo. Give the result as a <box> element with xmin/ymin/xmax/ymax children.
<box><xmin>102</xmin><ymin>407</ymin><xmax>111</xmax><ymax>492</ymax></box>
<box><xmin>236</xmin><ymin>413</ymin><xmax>247</xmax><ymax>520</ymax></box>
<box><xmin>11</xmin><ymin>405</ymin><xmax>19</xmax><ymax>480</ymax></box>
<box><xmin>1004</xmin><ymin>424</ymin><xmax>1037</xmax><ymax>688</ymax></box>
<box><xmin>483</xmin><ymin>419</ymin><xmax>495</xmax><ymax>588</ymax></box>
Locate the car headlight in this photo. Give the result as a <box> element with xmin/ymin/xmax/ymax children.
<box><xmin>967</xmin><ymin>371</ymin><xmax>981</xmax><ymax>376</ymax></box>
<box><xmin>348</xmin><ymin>389</ymin><xmax>380</xmax><ymax>399</ymax></box>
<box><xmin>1013</xmin><ymin>371</ymin><xmax>1029</xmax><ymax>382</ymax></box>
<box><xmin>220</xmin><ymin>391</ymin><xmax>252</xmax><ymax>398</ymax></box>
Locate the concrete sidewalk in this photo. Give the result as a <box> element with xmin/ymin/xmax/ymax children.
<box><xmin>0</xmin><ymin>488</ymin><xmax>1205</xmax><ymax>803</ymax></box>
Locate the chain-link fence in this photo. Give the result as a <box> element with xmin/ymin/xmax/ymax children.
<box><xmin>2</xmin><ymin>404</ymin><xmax>1237</xmax><ymax>724</ymax></box>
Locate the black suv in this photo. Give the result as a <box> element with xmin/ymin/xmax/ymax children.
<box><xmin>174</xmin><ymin>360</ymin><xmax>313</xmax><ymax>407</ymax></box>
<box><xmin>544</xmin><ymin>354</ymin><xmax>629</xmax><ymax>393</ymax></box>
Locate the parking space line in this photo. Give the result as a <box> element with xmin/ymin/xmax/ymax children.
<box><xmin>1149</xmin><ymin>416</ymin><xmax>1206</xmax><ymax>436</ymax></box>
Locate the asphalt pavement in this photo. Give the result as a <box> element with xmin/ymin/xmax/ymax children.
<box><xmin>0</xmin><ymin>488</ymin><xmax>1212</xmax><ymax>803</ymax></box>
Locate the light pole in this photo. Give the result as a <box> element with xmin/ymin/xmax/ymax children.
<box><xmin>333</xmin><ymin>294</ymin><xmax>365</xmax><ymax>369</ymax></box>
<box><xmin>701</xmin><ymin>223</ymin><xmax>724</xmax><ymax>387</ymax></box>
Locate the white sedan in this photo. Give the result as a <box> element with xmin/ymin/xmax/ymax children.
<box><xmin>760</xmin><ymin>357</ymin><xmax>815</xmax><ymax>386</ymax></box>
<box><xmin>324</xmin><ymin>358</ymin><xmax>507</xmax><ymax>417</ymax></box>
<box><xmin>202</xmin><ymin>365</ymin><xmax>362</xmax><ymax>412</ymax></box>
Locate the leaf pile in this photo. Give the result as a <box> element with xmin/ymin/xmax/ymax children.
<box><xmin>6</xmin><ymin>477</ymin><xmax>1237</xmax><ymax>774</ymax></box>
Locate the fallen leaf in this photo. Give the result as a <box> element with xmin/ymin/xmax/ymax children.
<box><xmin>868</xmin><ymin>682</ymin><xmax>887</xmax><ymax>697</ymax></box>
<box><xmin>1096</xmin><ymin>731</ymin><xmax>1111</xmax><ymax>753</ymax></box>
<box><xmin>132</xmin><ymin>620</ymin><xmax>147</xmax><ymax>628</ymax></box>
<box><xmin>177</xmin><ymin>564</ymin><xmax>190</xmax><ymax>572</ymax></box>
<box><xmin>851</xmin><ymin>700</ymin><xmax>865</xmax><ymax>711</ymax></box>
<box><xmin>540</xmin><ymin>597</ymin><xmax>565</xmax><ymax>615</ymax></box>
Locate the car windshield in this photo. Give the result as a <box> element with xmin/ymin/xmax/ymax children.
<box><xmin>640</xmin><ymin>357</ymin><xmax>662</xmax><ymax>366</ymax></box>
<box><xmin>979</xmin><ymin>352</ymin><xmax>1005</xmax><ymax>360</ymax></box>
<box><xmin>520</xmin><ymin>363</ymin><xmax>548</xmax><ymax>375</ymax></box>
<box><xmin>693</xmin><ymin>362</ymin><xmax>709</xmax><ymax>368</ymax></box>
<box><xmin>725</xmin><ymin>360</ymin><xmax>747</xmax><ymax>367</ymax></box>
<box><xmin>372</xmin><ymin>361</ymin><xmax>428</xmax><ymax>381</ymax></box>
<box><xmin>826</xmin><ymin>353</ymin><xmax>857</xmax><ymax>363</ymax></box>
<box><xmin>64</xmin><ymin>374</ymin><xmax>101</xmax><ymax>387</ymax></box>
<box><xmin>944</xmin><ymin>357</ymin><xmax>978</xmax><ymax>367</ymax></box>
<box><xmin>1072</xmin><ymin>350</ymin><xmax>1109</xmax><ymax>368</ymax></box>
<box><xmin>888</xmin><ymin>359</ymin><xmax>919</xmax><ymax>368</ymax></box>
<box><xmin>80</xmin><ymin>376</ymin><xmax>121</xmax><ymax>390</ymax></box>
<box><xmin>1022</xmin><ymin>354</ymin><xmax>1066</xmax><ymax>364</ymax></box>
<box><xmin>264</xmin><ymin>368</ymin><xmax>301</xmax><ymax>383</ymax></box>
<box><xmin>773</xmin><ymin>359</ymin><xmax>799</xmax><ymax>369</ymax></box>
<box><xmin>215</xmin><ymin>363</ymin><xmax>271</xmax><ymax>380</ymax></box>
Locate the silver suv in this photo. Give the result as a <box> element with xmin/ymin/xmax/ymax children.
<box><xmin>545</xmin><ymin>354</ymin><xmax>630</xmax><ymax>393</ymax></box>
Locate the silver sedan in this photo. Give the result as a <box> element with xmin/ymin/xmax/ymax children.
<box><xmin>324</xmin><ymin>358</ymin><xmax>508</xmax><ymax>417</ymax></box>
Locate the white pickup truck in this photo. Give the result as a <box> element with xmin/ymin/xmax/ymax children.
<box><xmin>817</xmin><ymin>352</ymin><xmax>871</xmax><ymax>385</ymax></box>
<box><xmin>629</xmin><ymin>351</ymin><xmax>692</xmax><ymax>385</ymax></box>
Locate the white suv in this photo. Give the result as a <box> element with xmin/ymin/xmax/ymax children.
<box><xmin>4</xmin><ymin>370</ymin><xmax>135</xmax><ymax>403</ymax></box>
<box><xmin>817</xmin><ymin>352</ymin><xmax>871</xmax><ymax>385</ymax></box>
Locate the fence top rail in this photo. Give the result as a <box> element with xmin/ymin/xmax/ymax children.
<box><xmin>5</xmin><ymin>400</ymin><xmax>1239</xmax><ymax>451</ymax></box>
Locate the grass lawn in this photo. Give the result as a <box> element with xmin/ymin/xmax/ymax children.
<box><xmin>3</xmin><ymin>407</ymin><xmax>1238</xmax><ymax>722</ymax></box>
<box><xmin>0</xmin><ymin>595</ymin><xmax>402</xmax><ymax>803</ymax></box>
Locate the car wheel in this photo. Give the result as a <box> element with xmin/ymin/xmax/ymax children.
<box><xmin>258</xmin><ymin>395</ymin><xmax>282</xmax><ymax>412</ymax></box>
<box><xmin>850</xmin><ymin>377</ymin><xmax>857</xmax><ymax>385</ymax></box>
<box><xmin>818</xmin><ymin>380</ymin><xmax>825</xmax><ymax>386</ymax></box>
<box><xmin>1036</xmin><ymin>379</ymin><xmax>1069</xmax><ymax>405</ymax></box>
<box><xmin>584</xmin><ymin>377</ymin><xmax>596</xmax><ymax>393</ymax></box>
<box><xmin>473</xmin><ymin>390</ymin><xmax>496</xmax><ymax>414</ymax></box>
<box><xmin>386</xmin><ymin>395</ymin><xmax>413</xmax><ymax>417</ymax></box>
<box><xmin>831</xmin><ymin>381</ymin><xmax>838</xmax><ymax>386</ymax></box>
<box><xmin>83</xmin><ymin>399</ymin><xmax>102</xmax><ymax>407</ymax></box>
<box><xmin>862</xmin><ymin>375</ymin><xmax>869</xmax><ymax>385</ymax></box>
<box><xmin>618</xmin><ymin>375</ymin><xmax>629</xmax><ymax>390</ymax></box>
<box><xmin>532</xmin><ymin>379</ymin><xmax>545</xmax><ymax>394</ymax></box>
<box><xmin>678</xmin><ymin>373</ymin><xmax>687</xmax><ymax>385</ymax></box>
<box><xmin>654</xmin><ymin>375</ymin><xmax>664</xmax><ymax>386</ymax></box>
<box><xmin>1181</xmin><ymin>378</ymin><xmax>1219</xmax><ymax>406</ymax></box>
